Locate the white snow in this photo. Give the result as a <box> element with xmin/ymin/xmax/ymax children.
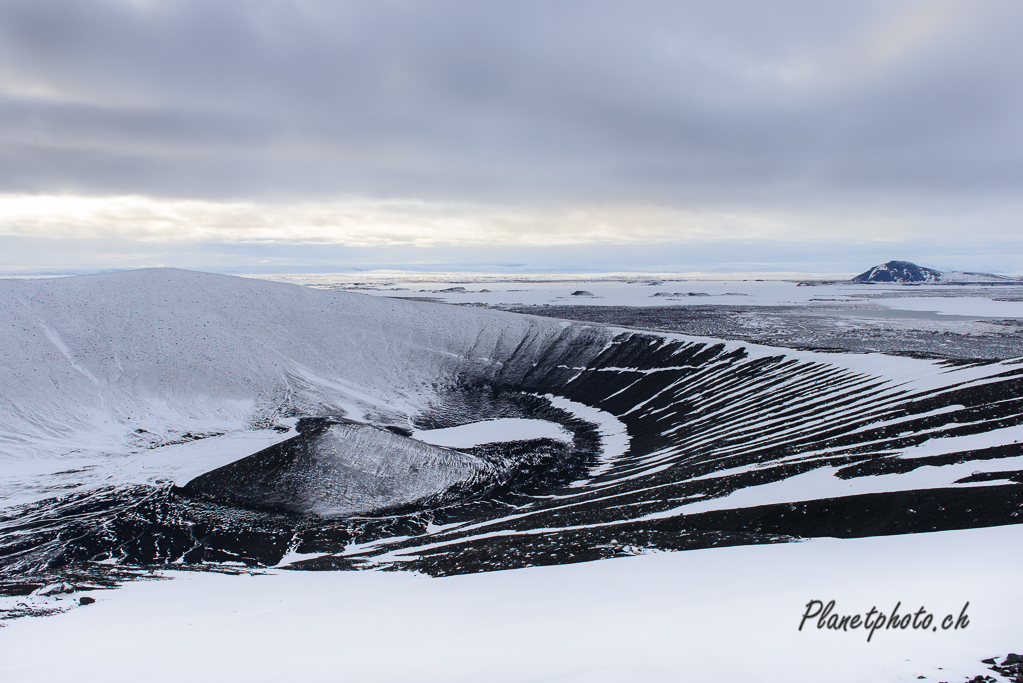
<box><xmin>0</xmin><ymin>427</ymin><xmax>296</xmax><ymax>509</ymax></box>
<box><xmin>0</xmin><ymin>269</ymin><xmax>595</xmax><ymax>502</ymax></box>
<box><xmin>2</xmin><ymin>523</ymin><xmax>1020</xmax><ymax>683</ymax></box>
<box><xmin>412</xmin><ymin>418</ymin><xmax>572</xmax><ymax>448</ymax></box>
<box><xmin>544</xmin><ymin>394</ymin><xmax>630</xmax><ymax>479</ymax></box>
<box><xmin>251</xmin><ymin>271</ymin><xmax>1023</xmax><ymax>320</ymax></box>
<box><xmin>897</xmin><ymin>424</ymin><xmax>1023</xmax><ymax>460</ymax></box>
<box><xmin>652</xmin><ymin>457</ymin><xmax>1023</xmax><ymax>518</ymax></box>
<box><xmin>873</xmin><ymin>296</ymin><xmax>1023</xmax><ymax>319</ymax></box>
<box><xmin>933</xmin><ymin>270</ymin><xmax>1018</xmax><ymax>284</ymax></box>
<box><xmin>0</xmin><ymin>269</ymin><xmax>575</xmax><ymax>460</ymax></box>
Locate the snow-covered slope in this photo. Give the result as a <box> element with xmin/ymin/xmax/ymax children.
<box><xmin>0</xmin><ymin>268</ymin><xmax>593</xmax><ymax>461</ymax></box>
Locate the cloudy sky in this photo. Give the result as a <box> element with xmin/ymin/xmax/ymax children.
<box><xmin>1</xmin><ymin>0</ymin><xmax>1021</xmax><ymax>274</ymax></box>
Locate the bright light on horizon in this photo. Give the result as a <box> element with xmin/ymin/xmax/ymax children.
<box><xmin>0</xmin><ymin>193</ymin><xmax>988</xmax><ymax>248</ymax></box>
<box><xmin>2</xmin><ymin>193</ymin><xmax>1022</xmax><ymax>276</ymax></box>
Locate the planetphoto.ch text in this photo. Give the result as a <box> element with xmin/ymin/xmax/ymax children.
<box><xmin>799</xmin><ymin>600</ymin><xmax>970</xmax><ymax>642</ymax></box>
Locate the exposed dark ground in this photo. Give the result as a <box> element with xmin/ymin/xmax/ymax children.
<box><xmin>501</xmin><ymin>304</ymin><xmax>1023</xmax><ymax>361</ymax></box>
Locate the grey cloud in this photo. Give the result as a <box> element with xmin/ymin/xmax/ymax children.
<box><xmin>0</xmin><ymin>0</ymin><xmax>1022</xmax><ymax>211</ymax></box>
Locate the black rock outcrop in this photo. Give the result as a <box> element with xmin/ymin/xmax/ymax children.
<box><xmin>852</xmin><ymin>260</ymin><xmax>942</xmax><ymax>283</ymax></box>
<box><xmin>182</xmin><ymin>419</ymin><xmax>495</xmax><ymax>517</ymax></box>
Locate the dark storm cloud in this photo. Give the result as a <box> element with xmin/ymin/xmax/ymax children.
<box><xmin>1</xmin><ymin>0</ymin><xmax>1022</xmax><ymax>208</ymax></box>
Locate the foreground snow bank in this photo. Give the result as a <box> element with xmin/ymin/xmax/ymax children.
<box><xmin>3</xmin><ymin>524</ymin><xmax>1021</xmax><ymax>683</ymax></box>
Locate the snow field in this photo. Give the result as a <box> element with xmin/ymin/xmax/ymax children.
<box><xmin>1</xmin><ymin>523</ymin><xmax>1020</xmax><ymax>683</ymax></box>
<box><xmin>263</xmin><ymin>272</ymin><xmax>1023</xmax><ymax>320</ymax></box>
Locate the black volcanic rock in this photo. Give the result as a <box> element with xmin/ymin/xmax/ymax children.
<box><xmin>852</xmin><ymin>260</ymin><xmax>942</xmax><ymax>283</ymax></box>
<box><xmin>181</xmin><ymin>420</ymin><xmax>495</xmax><ymax>517</ymax></box>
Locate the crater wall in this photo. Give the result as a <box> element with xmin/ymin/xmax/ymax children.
<box><xmin>2</xmin><ymin>270</ymin><xmax>1022</xmax><ymax>580</ymax></box>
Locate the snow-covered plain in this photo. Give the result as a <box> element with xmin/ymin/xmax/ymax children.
<box><xmin>872</xmin><ymin>296</ymin><xmax>1023</xmax><ymax>319</ymax></box>
<box><xmin>2</xmin><ymin>524</ymin><xmax>1020</xmax><ymax>683</ymax></box>
<box><xmin>251</xmin><ymin>270</ymin><xmax>1023</xmax><ymax>319</ymax></box>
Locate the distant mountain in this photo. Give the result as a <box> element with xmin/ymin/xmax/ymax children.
<box><xmin>851</xmin><ymin>260</ymin><xmax>1017</xmax><ymax>284</ymax></box>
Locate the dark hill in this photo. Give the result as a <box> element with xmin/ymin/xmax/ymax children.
<box><xmin>852</xmin><ymin>260</ymin><xmax>942</xmax><ymax>283</ymax></box>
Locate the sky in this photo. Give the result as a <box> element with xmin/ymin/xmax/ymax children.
<box><xmin>1</xmin><ymin>0</ymin><xmax>1022</xmax><ymax>274</ymax></box>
